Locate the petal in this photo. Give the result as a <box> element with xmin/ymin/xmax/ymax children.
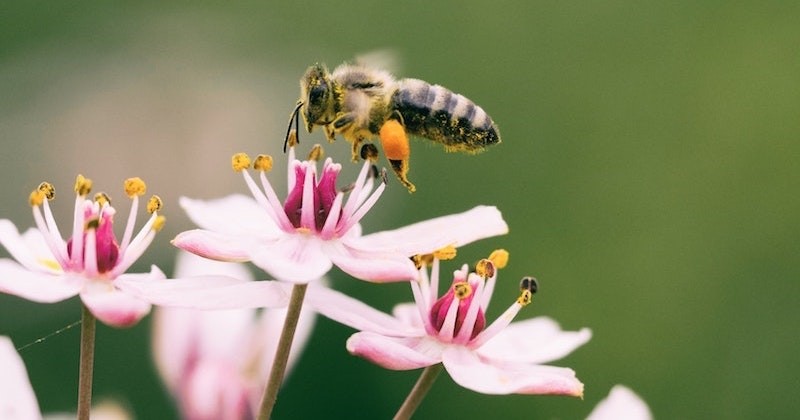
<box><xmin>392</xmin><ymin>302</ymin><xmax>426</xmax><ymax>331</ymax></box>
<box><xmin>173</xmin><ymin>250</ymin><xmax>254</xmax><ymax>281</ymax></box>
<box><xmin>249</xmin><ymin>235</ymin><xmax>332</xmax><ymax>283</ymax></box>
<box><xmin>80</xmin><ymin>283</ymin><xmax>152</xmax><ymax>328</ymax></box>
<box><xmin>0</xmin><ymin>337</ymin><xmax>42</xmax><ymax>420</ymax></box>
<box><xmin>172</xmin><ymin>229</ymin><xmax>253</xmax><ymax>262</ymax></box>
<box><xmin>116</xmin><ymin>276</ymin><xmax>290</xmax><ymax>309</ymax></box>
<box><xmin>179</xmin><ymin>194</ymin><xmax>280</xmax><ymax>237</ymax></box>
<box><xmin>441</xmin><ymin>346</ymin><xmax>584</xmax><ymax>396</ymax></box>
<box><xmin>0</xmin><ymin>260</ymin><xmax>81</xmax><ymax>303</ymax></box>
<box><xmin>346</xmin><ymin>332</ymin><xmax>441</xmax><ymax>370</ymax></box>
<box><xmin>247</xmin><ymin>301</ymin><xmax>317</xmax><ymax>381</ymax></box>
<box><xmin>306</xmin><ymin>285</ymin><xmax>419</xmax><ymax>336</ymax></box>
<box><xmin>587</xmin><ymin>385</ymin><xmax>653</xmax><ymax>420</ymax></box>
<box><xmin>0</xmin><ymin>221</ymin><xmax>57</xmax><ymax>273</ymax></box>
<box><xmin>357</xmin><ymin>206</ymin><xmax>508</xmax><ymax>256</ymax></box>
<box><xmin>476</xmin><ymin>317</ymin><xmax>592</xmax><ymax>364</ymax></box>
<box><xmin>325</xmin><ymin>240</ymin><xmax>418</xmax><ymax>282</ymax></box>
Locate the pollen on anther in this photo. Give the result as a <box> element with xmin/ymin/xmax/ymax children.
<box><xmin>307</xmin><ymin>144</ymin><xmax>324</xmax><ymax>161</ymax></box>
<box><xmin>453</xmin><ymin>281</ymin><xmax>473</xmax><ymax>300</ymax></box>
<box><xmin>29</xmin><ymin>189</ymin><xmax>46</xmax><ymax>206</ymax></box>
<box><xmin>94</xmin><ymin>192</ymin><xmax>111</xmax><ymax>206</ymax></box>
<box><xmin>151</xmin><ymin>215</ymin><xmax>166</xmax><ymax>232</ymax></box>
<box><xmin>147</xmin><ymin>195</ymin><xmax>163</xmax><ymax>214</ymax></box>
<box><xmin>360</xmin><ymin>143</ymin><xmax>379</xmax><ymax>162</ymax></box>
<box><xmin>124</xmin><ymin>177</ymin><xmax>147</xmax><ymax>198</ymax></box>
<box><xmin>74</xmin><ymin>174</ymin><xmax>93</xmax><ymax>196</ymax></box>
<box><xmin>475</xmin><ymin>258</ymin><xmax>495</xmax><ymax>278</ymax></box>
<box><xmin>254</xmin><ymin>154</ymin><xmax>273</xmax><ymax>172</ymax></box>
<box><xmin>433</xmin><ymin>245</ymin><xmax>457</xmax><ymax>261</ymax></box>
<box><xmin>37</xmin><ymin>182</ymin><xmax>55</xmax><ymax>200</ymax></box>
<box><xmin>517</xmin><ymin>276</ymin><xmax>539</xmax><ymax>306</ymax></box>
<box><xmin>488</xmin><ymin>249</ymin><xmax>509</xmax><ymax>269</ymax></box>
<box><xmin>231</xmin><ymin>153</ymin><xmax>252</xmax><ymax>172</ymax></box>
<box><xmin>286</xmin><ymin>130</ymin><xmax>299</xmax><ymax>148</ymax></box>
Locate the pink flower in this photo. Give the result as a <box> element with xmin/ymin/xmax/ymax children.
<box><xmin>0</xmin><ymin>336</ymin><xmax>41</xmax><ymax>420</ymax></box>
<box><xmin>173</xmin><ymin>145</ymin><xmax>509</xmax><ymax>284</ymax></box>
<box><xmin>587</xmin><ymin>385</ymin><xmax>652</xmax><ymax>420</ymax></box>
<box><xmin>153</xmin><ymin>252</ymin><xmax>314</xmax><ymax>420</ymax></box>
<box><xmin>309</xmin><ymin>252</ymin><xmax>591</xmax><ymax>397</ymax></box>
<box><xmin>0</xmin><ymin>175</ymin><xmax>165</xmax><ymax>327</ymax></box>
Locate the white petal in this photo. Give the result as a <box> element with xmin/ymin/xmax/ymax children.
<box><xmin>0</xmin><ymin>260</ymin><xmax>81</xmax><ymax>303</ymax></box>
<box><xmin>587</xmin><ymin>385</ymin><xmax>653</xmax><ymax>420</ymax></box>
<box><xmin>172</xmin><ymin>229</ymin><xmax>253</xmax><ymax>262</ymax></box>
<box><xmin>306</xmin><ymin>285</ymin><xmax>418</xmax><ymax>336</ymax></box>
<box><xmin>476</xmin><ymin>317</ymin><xmax>592</xmax><ymax>364</ymax></box>
<box><xmin>392</xmin><ymin>302</ymin><xmax>426</xmax><ymax>331</ymax></box>
<box><xmin>249</xmin><ymin>235</ymin><xmax>332</xmax><ymax>283</ymax></box>
<box><xmin>325</xmin><ymin>240</ymin><xmax>418</xmax><ymax>282</ymax></box>
<box><xmin>173</xmin><ymin>250</ymin><xmax>254</xmax><ymax>281</ymax></box>
<box><xmin>179</xmin><ymin>194</ymin><xmax>280</xmax><ymax>237</ymax></box>
<box><xmin>0</xmin><ymin>221</ymin><xmax>58</xmax><ymax>273</ymax></box>
<box><xmin>346</xmin><ymin>332</ymin><xmax>442</xmax><ymax>370</ymax></box>
<box><xmin>441</xmin><ymin>346</ymin><xmax>584</xmax><ymax>396</ymax></box>
<box><xmin>247</xmin><ymin>301</ymin><xmax>317</xmax><ymax>381</ymax></box>
<box><xmin>358</xmin><ymin>206</ymin><xmax>508</xmax><ymax>256</ymax></box>
<box><xmin>0</xmin><ymin>337</ymin><xmax>42</xmax><ymax>420</ymax></box>
<box><xmin>80</xmin><ymin>283</ymin><xmax>152</xmax><ymax>328</ymax></box>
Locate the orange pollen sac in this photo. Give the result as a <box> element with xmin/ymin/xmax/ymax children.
<box><xmin>379</xmin><ymin>119</ymin><xmax>410</xmax><ymax>161</ymax></box>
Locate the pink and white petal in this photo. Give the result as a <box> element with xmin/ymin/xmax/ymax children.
<box><xmin>325</xmin><ymin>241</ymin><xmax>418</xmax><ymax>282</ymax></box>
<box><xmin>249</xmin><ymin>236</ymin><xmax>332</xmax><ymax>284</ymax></box>
<box><xmin>441</xmin><ymin>346</ymin><xmax>584</xmax><ymax>397</ymax></box>
<box><xmin>0</xmin><ymin>260</ymin><xmax>81</xmax><ymax>303</ymax></box>
<box><xmin>346</xmin><ymin>332</ymin><xmax>441</xmax><ymax>370</ymax></box>
<box><xmin>80</xmin><ymin>284</ymin><xmax>152</xmax><ymax>328</ymax></box>
<box><xmin>174</xmin><ymin>250</ymin><xmax>254</xmax><ymax>281</ymax></box>
<box><xmin>180</xmin><ymin>195</ymin><xmax>280</xmax><ymax>237</ymax></box>
<box><xmin>247</xmin><ymin>300</ymin><xmax>317</xmax><ymax>381</ymax></box>
<box><xmin>0</xmin><ymin>221</ymin><xmax>55</xmax><ymax>273</ymax></box>
<box><xmin>116</xmin><ymin>275</ymin><xmax>290</xmax><ymax>309</ymax></box>
<box><xmin>476</xmin><ymin>317</ymin><xmax>592</xmax><ymax>364</ymax></box>
<box><xmin>172</xmin><ymin>229</ymin><xmax>253</xmax><ymax>262</ymax></box>
<box><xmin>0</xmin><ymin>337</ymin><xmax>42</xmax><ymax>420</ymax></box>
<box><xmin>306</xmin><ymin>285</ymin><xmax>418</xmax><ymax>336</ymax></box>
<box><xmin>587</xmin><ymin>385</ymin><xmax>652</xmax><ymax>420</ymax></box>
<box><xmin>392</xmin><ymin>302</ymin><xmax>426</xmax><ymax>331</ymax></box>
<box><xmin>357</xmin><ymin>206</ymin><xmax>508</xmax><ymax>256</ymax></box>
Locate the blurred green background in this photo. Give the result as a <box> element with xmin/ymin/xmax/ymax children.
<box><xmin>1</xmin><ymin>1</ymin><xmax>798</xmax><ymax>418</ymax></box>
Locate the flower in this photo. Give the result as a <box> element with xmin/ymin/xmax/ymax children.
<box><xmin>0</xmin><ymin>175</ymin><xmax>165</xmax><ymax>327</ymax></box>
<box><xmin>587</xmin><ymin>385</ymin><xmax>652</xmax><ymax>420</ymax></box>
<box><xmin>309</xmin><ymin>251</ymin><xmax>591</xmax><ymax>396</ymax></box>
<box><xmin>173</xmin><ymin>144</ymin><xmax>509</xmax><ymax>284</ymax></box>
<box><xmin>153</xmin><ymin>252</ymin><xmax>315</xmax><ymax>420</ymax></box>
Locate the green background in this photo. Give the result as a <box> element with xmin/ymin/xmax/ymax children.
<box><xmin>1</xmin><ymin>1</ymin><xmax>798</xmax><ymax>418</ymax></box>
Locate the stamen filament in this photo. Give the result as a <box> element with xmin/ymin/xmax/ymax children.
<box><xmin>454</xmin><ymin>278</ymin><xmax>486</xmax><ymax>343</ymax></box>
<box><xmin>119</xmin><ymin>195</ymin><xmax>139</xmax><ymax>255</ymax></box>
<box><xmin>300</xmin><ymin>162</ymin><xmax>316</xmax><ymax>230</ymax></box>
<box><xmin>70</xmin><ymin>195</ymin><xmax>86</xmax><ymax>268</ymax></box>
<box><xmin>40</xmin><ymin>197</ymin><xmax>68</xmax><ymax>262</ymax></box>
<box><xmin>410</xmin><ymin>279</ymin><xmax>436</xmax><ymax>335</ymax></box>
<box><xmin>339</xmin><ymin>181</ymin><xmax>385</xmax><ymax>234</ymax></box>
<box><xmin>429</xmin><ymin>258</ymin><xmax>440</xmax><ymax>311</ymax></box>
<box><xmin>437</xmin><ymin>292</ymin><xmax>460</xmax><ymax>340</ymax></box>
<box><xmin>319</xmin><ymin>192</ymin><xmax>344</xmax><ymax>239</ymax></box>
<box><xmin>470</xmin><ymin>301</ymin><xmax>524</xmax><ymax>348</ymax></box>
<box><xmin>83</xmin><ymin>229</ymin><xmax>99</xmax><ymax>278</ymax></box>
<box><xmin>341</xmin><ymin>160</ymin><xmax>372</xmax><ymax>218</ymax></box>
<box><xmin>31</xmin><ymin>205</ymin><xmax>69</xmax><ymax>269</ymax></box>
<box><xmin>258</xmin><ymin>171</ymin><xmax>294</xmax><ymax>231</ymax></box>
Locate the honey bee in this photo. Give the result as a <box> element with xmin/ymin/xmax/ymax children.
<box><xmin>286</xmin><ymin>61</ymin><xmax>501</xmax><ymax>192</ymax></box>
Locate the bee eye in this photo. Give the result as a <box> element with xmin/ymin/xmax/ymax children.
<box><xmin>309</xmin><ymin>84</ymin><xmax>328</xmax><ymax>105</ymax></box>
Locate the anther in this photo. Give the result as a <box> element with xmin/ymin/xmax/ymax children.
<box><xmin>286</xmin><ymin>129</ymin><xmax>299</xmax><ymax>149</ymax></box>
<box><xmin>517</xmin><ymin>276</ymin><xmax>539</xmax><ymax>306</ymax></box>
<box><xmin>147</xmin><ymin>195</ymin><xmax>163</xmax><ymax>214</ymax></box>
<box><xmin>475</xmin><ymin>258</ymin><xmax>495</xmax><ymax>278</ymax></box>
<box><xmin>360</xmin><ymin>143</ymin><xmax>379</xmax><ymax>162</ymax></box>
<box><xmin>453</xmin><ymin>281</ymin><xmax>473</xmax><ymax>300</ymax></box>
<box><xmin>411</xmin><ymin>254</ymin><xmax>434</xmax><ymax>269</ymax></box>
<box><xmin>488</xmin><ymin>249</ymin><xmax>509</xmax><ymax>269</ymax></box>
<box><xmin>37</xmin><ymin>182</ymin><xmax>55</xmax><ymax>200</ymax></box>
<box><xmin>254</xmin><ymin>154</ymin><xmax>273</xmax><ymax>172</ymax></box>
<box><xmin>151</xmin><ymin>215</ymin><xmax>166</xmax><ymax>232</ymax></box>
<box><xmin>29</xmin><ymin>189</ymin><xmax>46</xmax><ymax>206</ymax></box>
<box><xmin>124</xmin><ymin>177</ymin><xmax>146</xmax><ymax>198</ymax></box>
<box><xmin>231</xmin><ymin>153</ymin><xmax>252</xmax><ymax>172</ymax></box>
<box><xmin>433</xmin><ymin>245</ymin><xmax>457</xmax><ymax>261</ymax></box>
<box><xmin>94</xmin><ymin>192</ymin><xmax>111</xmax><ymax>206</ymax></box>
<box><xmin>74</xmin><ymin>174</ymin><xmax>93</xmax><ymax>196</ymax></box>
<box><xmin>379</xmin><ymin>167</ymin><xmax>388</xmax><ymax>185</ymax></box>
<box><xmin>86</xmin><ymin>217</ymin><xmax>100</xmax><ymax>230</ymax></box>
<box><xmin>307</xmin><ymin>144</ymin><xmax>324</xmax><ymax>161</ymax></box>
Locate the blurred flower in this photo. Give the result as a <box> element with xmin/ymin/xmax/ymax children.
<box><xmin>586</xmin><ymin>385</ymin><xmax>652</xmax><ymax>420</ymax></box>
<box><xmin>0</xmin><ymin>175</ymin><xmax>165</xmax><ymax>327</ymax></box>
<box><xmin>173</xmin><ymin>144</ymin><xmax>509</xmax><ymax>284</ymax></box>
<box><xmin>310</xmin><ymin>251</ymin><xmax>592</xmax><ymax>397</ymax></box>
<box><xmin>153</xmin><ymin>252</ymin><xmax>315</xmax><ymax>420</ymax></box>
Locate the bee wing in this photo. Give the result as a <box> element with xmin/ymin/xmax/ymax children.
<box><xmin>354</xmin><ymin>49</ymin><xmax>402</xmax><ymax>75</ymax></box>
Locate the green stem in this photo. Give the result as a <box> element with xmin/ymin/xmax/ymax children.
<box><xmin>393</xmin><ymin>364</ymin><xmax>444</xmax><ymax>420</ymax></box>
<box><xmin>77</xmin><ymin>303</ymin><xmax>96</xmax><ymax>420</ymax></box>
<box><xmin>257</xmin><ymin>283</ymin><xmax>308</xmax><ymax>420</ymax></box>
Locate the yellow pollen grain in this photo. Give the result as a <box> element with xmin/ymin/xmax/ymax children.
<box><xmin>254</xmin><ymin>154</ymin><xmax>273</xmax><ymax>172</ymax></box>
<box><xmin>286</xmin><ymin>130</ymin><xmax>299</xmax><ymax>148</ymax></box>
<box><xmin>453</xmin><ymin>281</ymin><xmax>473</xmax><ymax>300</ymax></box>
<box><xmin>37</xmin><ymin>182</ymin><xmax>55</xmax><ymax>200</ymax></box>
<box><xmin>307</xmin><ymin>144</ymin><xmax>324</xmax><ymax>161</ymax></box>
<box><xmin>411</xmin><ymin>254</ymin><xmax>433</xmax><ymax>269</ymax></box>
<box><xmin>488</xmin><ymin>249</ymin><xmax>509</xmax><ymax>269</ymax></box>
<box><xmin>433</xmin><ymin>245</ymin><xmax>457</xmax><ymax>261</ymax></box>
<box><xmin>232</xmin><ymin>153</ymin><xmax>252</xmax><ymax>172</ymax></box>
<box><xmin>475</xmin><ymin>258</ymin><xmax>495</xmax><ymax>278</ymax></box>
<box><xmin>295</xmin><ymin>227</ymin><xmax>312</xmax><ymax>235</ymax></box>
<box><xmin>517</xmin><ymin>290</ymin><xmax>533</xmax><ymax>306</ymax></box>
<box><xmin>29</xmin><ymin>189</ymin><xmax>45</xmax><ymax>206</ymax></box>
<box><xmin>151</xmin><ymin>215</ymin><xmax>166</xmax><ymax>232</ymax></box>
<box><xmin>94</xmin><ymin>192</ymin><xmax>111</xmax><ymax>206</ymax></box>
<box><xmin>147</xmin><ymin>195</ymin><xmax>163</xmax><ymax>214</ymax></box>
<box><xmin>124</xmin><ymin>177</ymin><xmax>147</xmax><ymax>198</ymax></box>
<box><xmin>37</xmin><ymin>258</ymin><xmax>62</xmax><ymax>271</ymax></box>
<box><xmin>74</xmin><ymin>174</ymin><xmax>93</xmax><ymax>196</ymax></box>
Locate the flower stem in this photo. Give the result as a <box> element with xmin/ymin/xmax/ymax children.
<box><xmin>257</xmin><ymin>283</ymin><xmax>308</xmax><ymax>420</ymax></box>
<box><xmin>77</xmin><ymin>303</ymin><xmax>96</xmax><ymax>420</ymax></box>
<box><xmin>394</xmin><ymin>364</ymin><xmax>444</xmax><ymax>420</ymax></box>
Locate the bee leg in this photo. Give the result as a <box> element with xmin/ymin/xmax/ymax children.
<box><xmin>379</xmin><ymin>119</ymin><xmax>416</xmax><ymax>193</ymax></box>
<box><xmin>323</xmin><ymin>125</ymin><xmax>336</xmax><ymax>143</ymax></box>
<box><xmin>351</xmin><ymin>137</ymin><xmax>364</xmax><ymax>162</ymax></box>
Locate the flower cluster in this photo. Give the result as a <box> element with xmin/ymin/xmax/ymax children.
<box><xmin>0</xmin><ymin>139</ymin><xmax>651</xmax><ymax>418</ymax></box>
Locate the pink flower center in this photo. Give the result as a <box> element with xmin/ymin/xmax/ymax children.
<box><xmin>283</xmin><ymin>163</ymin><xmax>339</xmax><ymax>232</ymax></box>
<box><xmin>66</xmin><ymin>211</ymin><xmax>120</xmax><ymax>274</ymax></box>
<box><xmin>429</xmin><ymin>280</ymin><xmax>486</xmax><ymax>340</ymax></box>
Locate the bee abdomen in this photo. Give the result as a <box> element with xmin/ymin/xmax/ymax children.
<box><xmin>391</xmin><ymin>78</ymin><xmax>500</xmax><ymax>152</ymax></box>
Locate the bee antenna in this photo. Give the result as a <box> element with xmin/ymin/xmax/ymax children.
<box><xmin>284</xmin><ymin>101</ymin><xmax>304</xmax><ymax>153</ymax></box>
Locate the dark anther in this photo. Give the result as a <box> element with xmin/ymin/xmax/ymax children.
<box><xmin>520</xmin><ymin>276</ymin><xmax>539</xmax><ymax>295</ymax></box>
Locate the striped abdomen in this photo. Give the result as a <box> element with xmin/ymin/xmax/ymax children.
<box><xmin>390</xmin><ymin>78</ymin><xmax>500</xmax><ymax>153</ymax></box>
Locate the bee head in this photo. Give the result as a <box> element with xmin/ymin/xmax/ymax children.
<box><xmin>300</xmin><ymin>63</ymin><xmax>335</xmax><ymax>132</ymax></box>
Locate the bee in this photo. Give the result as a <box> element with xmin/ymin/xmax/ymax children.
<box><xmin>286</xmin><ymin>61</ymin><xmax>501</xmax><ymax>192</ymax></box>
